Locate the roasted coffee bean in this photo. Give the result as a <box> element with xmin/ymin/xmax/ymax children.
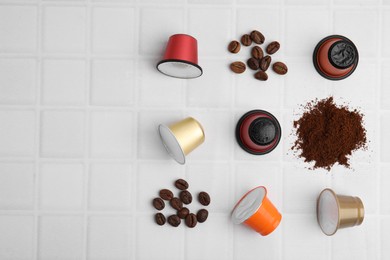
<box><xmin>266</xmin><ymin>41</ymin><xmax>280</xmax><ymax>54</ymax></box>
<box><xmin>196</xmin><ymin>209</ymin><xmax>209</xmax><ymax>223</ymax></box>
<box><xmin>155</xmin><ymin>213</ymin><xmax>166</xmax><ymax>226</ymax></box>
<box><xmin>250</xmin><ymin>30</ymin><xmax>265</xmax><ymax>44</ymax></box>
<box><xmin>241</xmin><ymin>34</ymin><xmax>252</xmax><ymax>46</ymax></box>
<box><xmin>174</xmin><ymin>179</ymin><xmax>189</xmax><ymax>190</ymax></box>
<box><xmin>272</xmin><ymin>62</ymin><xmax>288</xmax><ymax>75</ymax></box>
<box><xmin>177</xmin><ymin>207</ymin><xmax>190</xmax><ymax>219</ymax></box>
<box><xmin>247</xmin><ymin>58</ymin><xmax>259</xmax><ymax>70</ymax></box>
<box><xmin>167</xmin><ymin>215</ymin><xmax>181</xmax><ymax>227</ymax></box>
<box><xmin>185</xmin><ymin>213</ymin><xmax>197</xmax><ymax>228</ymax></box>
<box><xmin>230</xmin><ymin>61</ymin><xmax>246</xmax><ymax>74</ymax></box>
<box><xmin>198</xmin><ymin>192</ymin><xmax>211</xmax><ymax>206</ymax></box>
<box><xmin>170</xmin><ymin>197</ymin><xmax>183</xmax><ymax>210</ymax></box>
<box><xmin>260</xmin><ymin>55</ymin><xmax>272</xmax><ymax>71</ymax></box>
<box><xmin>152</xmin><ymin>198</ymin><xmax>165</xmax><ymax>210</ymax></box>
<box><xmin>179</xmin><ymin>190</ymin><xmax>192</xmax><ymax>205</ymax></box>
<box><xmin>228</xmin><ymin>40</ymin><xmax>241</xmax><ymax>54</ymax></box>
<box><xmin>251</xmin><ymin>46</ymin><xmax>264</xmax><ymax>60</ymax></box>
<box><xmin>159</xmin><ymin>189</ymin><xmax>173</xmax><ymax>200</ymax></box>
<box><xmin>254</xmin><ymin>71</ymin><xmax>268</xmax><ymax>81</ymax></box>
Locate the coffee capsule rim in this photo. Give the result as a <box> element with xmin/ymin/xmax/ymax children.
<box><xmin>235</xmin><ymin>110</ymin><xmax>281</xmax><ymax>155</ymax></box>
<box><xmin>158</xmin><ymin>124</ymin><xmax>186</xmax><ymax>165</ymax></box>
<box><xmin>231</xmin><ymin>186</ymin><xmax>266</xmax><ymax>224</ymax></box>
<box><xmin>156</xmin><ymin>59</ymin><xmax>203</xmax><ymax>79</ymax></box>
<box><xmin>317</xmin><ymin>188</ymin><xmax>340</xmax><ymax>236</ymax></box>
<box><xmin>312</xmin><ymin>34</ymin><xmax>359</xmax><ymax>81</ymax></box>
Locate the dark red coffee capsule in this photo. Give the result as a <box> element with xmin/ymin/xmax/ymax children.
<box><xmin>236</xmin><ymin>110</ymin><xmax>281</xmax><ymax>155</ymax></box>
<box><xmin>313</xmin><ymin>35</ymin><xmax>358</xmax><ymax>80</ymax></box>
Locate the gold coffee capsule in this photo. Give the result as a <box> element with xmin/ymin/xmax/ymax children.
<box><xmin>158</xmin><ymin>117</ymin><xmax>205</xmax><ymax>164</ymax></box>
<box><xmin>317</xmin><ymin>188</ymin><xmax>364</xmax><ymax>236</ymax></box>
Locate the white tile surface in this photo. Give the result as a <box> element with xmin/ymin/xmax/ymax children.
<box><xmin>42</xmin><ymin>59</ymin><xmax>86</xmax><ymax>106</ymax></box>
<box><xmin>0</xmin><ymin>1</ymin><xmax>387</xmax><ymax>260</ymax></box>
<box><xmin>39</xmin><ymin>216</ymin><xmax>84</xmax><ymax>260</ymax></box>
<box><xmin>0</xmin><ymin>58</ymin><xmax>36</xmax><ymax>105</ymax></box>
<box><xmin>0</xmin><ymin>215</ymin><xmax>34</xmax><ymax>260</ymax></box>
<box><xmin>0</xmin><ymin>6</ymin><xmax>37</xmax><ymax>52</ymax></box>
<box><xmin>43</xmin><ymin>6</ymin><xmax>86</xmax><ymax>53</ymax></box>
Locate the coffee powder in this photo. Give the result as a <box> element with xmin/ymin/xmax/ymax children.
<box><xmin>292</xmin><ymin>97</ymin><xmax>367</xmax><ymax>170</ymax></box>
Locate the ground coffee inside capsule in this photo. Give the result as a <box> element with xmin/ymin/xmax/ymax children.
<box><xmin>292</xmin><ymin>97</ymin><xmax>367</xmax><ymax>170</ymax></box>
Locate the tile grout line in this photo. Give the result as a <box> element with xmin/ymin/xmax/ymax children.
<box><xmin>33</xmin><ymin>0</ymin><xmax>43</xmax><ymax>260</ymax></box>
<box><xmin>82</xmin><ymin>1</ymin><xmax>91</xmax><ymax>259</ymax></box>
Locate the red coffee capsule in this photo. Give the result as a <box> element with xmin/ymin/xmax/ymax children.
<box><xmin>313</xmin><ymin>35</ymin><xmax>358</xmax><ymax>80</ymax></box>
<box><xmin>236</xmin><ymin>110</ymin><xmax>281</xmax><ymax>155</ymax></box>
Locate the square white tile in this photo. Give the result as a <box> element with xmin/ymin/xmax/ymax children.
<box><xmin>43</xmin><ymin>6</ymin><xmax>86</xmax><ymax>53</ymax></box>
<box><xmin>384</xmin><ymin>10</ymin><xmax>390</xmax><ymax>57</ymax></box>
<box><xmin>39</xmin><ymin>216</ymin><xmax>84</xmax><ymax>260</ymax></box>
<box><xmin>0</xmin><ymin>162</ymin><xmax>34</xmax><ymax>210</ymax></box>
<box><xmin>41</xmin><ymin>110</ymin><xmax>85</xmax><ymax>158</ymax></box>
<box><xmin>0</xmin><ymin>110</ymin><xmax>35</xmax><ymax>157</ymax></box>
<box><xmin>91</xmin><ymin>59</ymin><xmax>135</xmax><ymax>106</ymax></box>
<box><xmin>186</xmin><ymin>162</ymin><xmax>231</xmax><ymax>212</ymax></box>
<box><xmin>42</xmin><ymin>59</ymin><xmax>86</xmax><ymax>106</ymax></box>
<box><xmin>188</xmin><ymin>8</ymin><xmax>231</xmax><ymax>57</ymax></box>
<box><xmin>88</xmin><ymin>216</ymin><xmax>132</xmax><ymax>260</ymax></box>
<box><xmin>283</xmin><ymin>163</ymin><xmax>331</xmax><ymax>214</ymax></box>
<box><xmin>138</xmin><ymin>59</ymin><xmax>184</xmax><ymax>108</ymax></box>
<box><xmin>39</xmin><ymin>162</ymin><xmax>84</xmax><ymax>210</ymax></box>
<box><xmin>139</xmin><ymin>8</ymin><xmax>185</xmax><ymax>56</ymax></box>
<box><xmin>92</xmin><ymin>7</ymin><xmax>135</xmax><ymax>54</ymax></box>
<box><xmin>0</xmin><ymin>215</ymin><xmax>34</xmax><ymax>260</ymax></box>
<box><xmin>0</xmin><ymin>5</ymin><xmax>37</xmax><ymax>52</ymax></box>
<box><xmin>89</xmin><ymin>110</ymin><xmax>134</xmax><ymax>158</ymax></box>
<box><xmin>0</xmin><ymin>58</ymin><xmax>36</xmax><ymax>105</ymax></box>
<box><xmin>285</xmin><ymin>8</ymin><xmax>330</xmax><ymax>57</ymax></box>
<box><xmin>187</xmin><ymin>59</ymin><xmax>232</xmax><ymax>108</ymax></box>
<box><xmin>89</xmin><ymin>163</ymin><xmax>132</xmax><ymax>210</ymax></box>
<box><xmin>283</xmin><ymin>215</ymin><xmax>329</xmax><ymax>260</ymax></box>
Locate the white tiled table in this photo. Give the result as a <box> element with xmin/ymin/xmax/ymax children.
<box><xmin>0</xmin><ymin>0</ymin><xmax>389</xmax><ymax>259</ymax></box>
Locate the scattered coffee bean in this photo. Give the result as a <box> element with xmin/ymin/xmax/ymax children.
<box><xmin>230</xmin><ymin>61</ymin><xmax>246</xmax><ymax>74</ymax></box>
<box><xmin>260</xmin><ymin>55</ymin><xmax>272</xmax><ymax>71</ymax></box>
<box><xmin>247</xmin><ymin>58</ymin><xmax>259</xmax><ymax>70</ymax></box>
<box><xmin>177</xmin><ymin>207</ymin><xmax>190</xmax><ymax>219</ymax></box>
<box><xmin>152</xmin><ymin>198</ymin><xmax>165</xmax><ymax>210</ymax></box>
<box><xmin>179</xmin><ymin>190</ymin><xmax>192</xmax><ymax>205</ymax></box>
<box><xmin>155</xmin><ymin>213</ymin><xmax>166</xmax><ymax>226</ymax></box>
<box><xmin>272</xmin><ymin>62</ymin><xmax>288</xmax><ymax>75</ymax></box>
<box><xmin>198</xmin><ymin>192</ymin><xmax>211</xmax><ymax>206</ymax></box>
<box><xmin>254</xmin><ymin>71</ymin><xmax>268</xmax><ymax>81</ymax></box>
<box><xmin>196</xmin><ymin>209</ymin><xmax>209</xmax><ymax>223</ymax></box>
<box><xmin>159</xmin><ymin>189</ymin><xmax>173</xmax><ymax>201</ymax></box>
<box><xmin>185</xmin><ymin>213</ymin><xmax>197</xmax><ymax>228</ymax></box>
<box><xmin>168</xmin><ymin>215</ymin><xmax>181</xmax><ymax>227</ymax></box>
<box><xmin>250</xmin><ymin>30</ymin><xmax>265</xmax><ymax>44</ymax></box>
<box><xmin>170</xmin><ymin>197</ymin><xmax>183</xmax><ymax>210</ymax></box>
<box><xmin>228</xmin><ymin>40</ymin><xmax>241</xmax><ymax>54</ymax></box>
<box><xmin>266</xmin><ymin>41</ymin><xmax>280</xmax><ymax>54</ymax></box>
<box><xmin>241</xmin><ymin>34</ymin><xmax>252</xmax><ymax>46</ymax></box>
<box><xmin>251</xmin><ymin>46</ymin><xmax>264</xmax><ymax>60</ymax></box>
<box><xmin>174</xmin><ymin>179</ymin><xmax>189</xmax><ymax>190</ymax></box>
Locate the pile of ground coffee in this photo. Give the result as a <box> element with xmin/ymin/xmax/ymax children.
<box><xmin>292</xmin><ymin>97</ymin><xmax>367</xmax><ymax>170</ymax></box>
